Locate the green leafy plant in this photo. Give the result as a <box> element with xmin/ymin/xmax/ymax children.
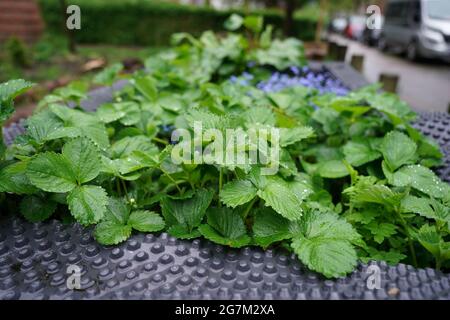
<box><xmin>95</xmin><ymin>197</ymin><xmax>164</xmax><ymax>245</ymax></box>
<box><xmin>1</xmin><ymin>17</ymin><xmax>449</xmax><ymax>278</ymax></box>
<box><xmin>0</xmin><ymin>79</ymin><xmax>34</xmax><ymax>159</ymax></box>
<box><xmin>5</xmin><ymin>37</ymin><xmax>30</xmax><ymax>68</ymax></box>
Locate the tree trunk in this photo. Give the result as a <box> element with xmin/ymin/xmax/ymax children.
<box><xmin>244</xmin><ymin>0</ymin><xmax>250</xmax><ymax>11</ymax></box>
<box><xmin>59</xmin><ymin>0</ymin><xmax>76</xmax><ymax>53</ymax></box>
<box><xmin>283</xmin><ymin>0</ymin><xmax>296</xmax><ymax>37</ymax></box>
<box><xmin>315</xmin><ymin>0</ymin><xmax>327</xmax><ymax>43</ymax></box>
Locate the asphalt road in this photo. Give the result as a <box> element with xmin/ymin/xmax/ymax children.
<box><xmin>329</xmin><ymin>34</ymin><xmax>450</xmax><ymax>113</ymax></box>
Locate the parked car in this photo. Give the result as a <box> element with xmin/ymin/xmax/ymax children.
<box><xmin>362</xmin><ymin>16</ymin><xmax>384</xmax><ymax>46</ymax></box>
<box><xmin>378</xmin><ymin>0</ymin><xmax>450</xmax><ymax>62</ymax></box>
<box><xmin>344</xmin><ymin>15</ymin><xmax>367</xmax><ymax>40</ymax></box>
<box><xmin>328</xmin><ymin>16</ymin><xmax>348</xmax><ymax>34</ymax></box>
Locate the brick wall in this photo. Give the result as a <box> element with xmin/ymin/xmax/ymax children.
<box><xmin>0</xmin><ymin>0</ymin><xmax>44</xmax><ymax>42</ymax></box>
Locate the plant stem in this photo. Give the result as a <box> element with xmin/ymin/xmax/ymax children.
<box><xmin>187</xmin><ymin>171</ymin><xmax>196</xmax><ymax>192</ymax></box>
<box><xmin>152</xmin><ymin>137</ymin><xmax>169</xmax><ymax>145</ymax></box>
<box><xmin>161</xmin><ymin>168</ymin><xmax>182</xmax><ymax>193</ymax></box>
<box><xmin>395</xmin><ymin>209</ymin><xmax>418</xmax><ymax>267</ymax></box>
<box><xmin>218</xmin><ymin>168</ymin><xmax>223</xmax><ymax>207</ymax></box>
<box><xmin>436</xmin><ymin>258</ymin><xmax>442</xmax><ymax>271</ymax></box>
<box><xmin>108</xmin><ymin>179</ymin><xmax>113</xmax><ymax>194</ymax></box>
<box><xmin>242</xmin><ymin>197</ymin><xmax>257</xmax><ymax>219</ymax></box>
<box><xmin>116</xmin><ymin>179</ymin><xmax>122</xmax><ymax>197</ymax></box>
<box><xmin>121</xmin><ymin>179</ymin><xmax>130</xmax><ymax>202</ymax></box>
<box><xmin>407</xmin><ymin>238</ymin><xmax>418</xmax><ymax>267</ymax></box>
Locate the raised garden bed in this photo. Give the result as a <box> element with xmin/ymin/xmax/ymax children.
<box><xmin>1</xmin><ymin>16</ymin><xmax>450</xmax><ymax>300</ymax></box>
<box><xmin>1</xmin><ymin>63</ymin><xmax>450</xmax><ymax>300</ymax></box>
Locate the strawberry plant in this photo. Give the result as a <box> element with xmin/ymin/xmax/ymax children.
<box><xmin>1</xmin><ymin>16</ymin><xmax>450</xmax><ymax>278</ymax></box>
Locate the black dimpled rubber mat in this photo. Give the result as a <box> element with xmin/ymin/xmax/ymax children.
<box><xmin>0</xmin><ymin>217</ymin><xmax>449</xmax><ymax>300</ymax></box>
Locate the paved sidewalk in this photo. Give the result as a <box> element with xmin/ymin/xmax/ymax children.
<box><xmin>329</xmin><ymin>34</ymin><xmax>450</xmax><ymax>113</ymax></box>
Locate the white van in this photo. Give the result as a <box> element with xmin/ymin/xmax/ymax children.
<box><xmin>379</xmin><ymin>0</ymin><xmax>450</xmax><ymax>62</ymax></box>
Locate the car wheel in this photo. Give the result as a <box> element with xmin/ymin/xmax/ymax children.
<box><xmin>371</xmin><ymin>39</ymin><xmax>378</xmax><ymax>47</ymax></box>
<box><xmin>378</xmin><ymin>36</ymin><xmax>388</xmax><ymax>52</ymax></box>
<box><xmin>406</xmin><ymin>41</ymin><xmax>419</xmax><ymax>62</ymax></box>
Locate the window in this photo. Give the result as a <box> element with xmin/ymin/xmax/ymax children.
<box><xmin>410</xmin><ymin>0</ymin><xmax>422</xmax><ymax>24</ymax></box>
<box><xmin>386</xmin><ymin>1</ymin><xmax>409</xmax><ymax>25</ymax></box>
<box><xmin>386</xmin><ymin>3</ymin><xmax>401</xmax><ymax>19</ymax></box>
<box><xmin>425</xmin><ymin>0</ymin><xmax>450</xmax><ymax>20</ymax></box>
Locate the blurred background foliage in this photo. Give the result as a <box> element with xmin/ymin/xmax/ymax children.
<box><xmin>0</xmin><ymin>0</ymin><xmax>375</xmax><ymax>109</ymax></box>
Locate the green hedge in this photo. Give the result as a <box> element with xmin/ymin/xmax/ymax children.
<box><xmin>38</xmin><ymin>0</ymin><xmax>317</xmax><ymax>46</ymax></box>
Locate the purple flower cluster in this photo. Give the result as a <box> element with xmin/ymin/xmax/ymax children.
<box><xmin>229</xmin><ymin>72</ymin><xmax>254</xmax><ymax>87</ymax></box>
<box><xmin>256</xmin><ymin>66</ymin><xmax>349</xmax><ymax>95</ymax></box>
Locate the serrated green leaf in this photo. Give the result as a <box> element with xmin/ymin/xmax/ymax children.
<box><xmin>317</xmin><ymin>160</ymin><xmax>349</xmax><ymax>178</ymax></box>
<box><xmin>20</xmin><ymin>195</ymin><xmax>57</xmax><ymax>222</ymax></box>
<box><xmin>47</xmin><ymin>104</ymin><xmax>109</xmax><ymax>149</ymax></box>
<box><xmin>0</xmin><ymin>79</ymin><xmax>33</xmax><ymax>104</ymax></box>
<box><xmin>402</xmin><ymin>195</ymin><xmax>450</xmax><ymax>224</ymax></box>
<box><xmin>220</xmin><ymin>180</ymin><xmax>257</xmax><ymax>208</ymax></box>
<box><xmin>198</xmin><ymin>207</ymin><xmax>251</xmax><ymax>248</ymax></box>
<box><xmin>290</xmin><ymin>210</ymin><xmax>359</xmax><ymax>278</ymax></box>
<box><xmin>67</xmin><ymin>185</ymin><xmax>107</xmax><ymax>225</ymax></box>
<box><xmin>253</xmin><ymin>38</ymin><xmax>304</xmax><ymax>70</ymax></box>
<box><xmin>279</xmin><ymin>126</ymin><xmax>314</xmax><ymax>147</ymax></box>
<box><xmin>366</xmin><ymin>222</ymin><xmax>397</xmax><ymax>244</ymax></box>
<box><xmin>77</xmin><ymin>123</ymin><xmax>110</xmax><ymax>150</ymax></box>
<box><xmin>329</xmin><ymin>100</ymin><xmax>371</xmax><ymax>117</ymax></box>
<box><xmin>401</xmin><ymin>195</ymin><xmax>436</xmax><ymax>219</ymax></box>
<box><xmin>418</xmin><ymin>136</ymin><xmax>443</xmax><ymax>162</ymax></box>
<box><xmin>292</xmin><ymin>237</ymin><xmax>357</xmax><ymax>278</ymax></box>
<box><xmin>25</xmin><ymin>109</ymin><xmax>64</xmax><ymax>144</ymax></box>
<box><xmin>128</xmin><ymin>210</ymin><xmax>165</xmax><ymax>232</ymax></box>
<box><xmin>312</xmin><ymin>107</ymin><xmax>340</xmax><ymax>135</ymax></box>
<box><xmin>199</xmin><ymin>224</ymin><xmax>251</xmax><ymax>248</ymax></box>
<box><xmin>362</xmin><ymin>247</ymin><xmax>406</xmax><ymax>264</ymax></box>
<box><xmin>94</xmin><ymin>221</ymin><xmax>132</xmax><ymax>245</ymax></box>
<box><xmin>391</xmin><ymin>165</ymin><xmax>448</xmax><ymax>199</ymax></box>
<box><xmin>110</xmin><ymin>135</ymin><xmax>158</xmax><ymax>159</ymax></box>
<box><xmin>44</xmin><ymin>122</ymin><xmax>110</xmax><ymax>150</ymax></box>
<box><xmin>167</xmin><ymin>225</ymin><xmax>201</xmax><ymax>239</ymax></box>
<box><xmin>416</xmin><ymin>224</ymin><xmax>441</xmax><ymax>257</ymax></box>
<box><xmin>133</xmin><ymin>76</ymin><xmax>157</xmax><ymax>101</ymax></box>
<box><xmin>49</xmin><ymin>104</ymin><xmax>98</xmax><ymax>126</ymax></box>
<box><xmin>161</xmin><ymin>188</ymin><xmax>214</xmax><ymax>233</ymax></box>
<box><xmin>27</xmin><ymin>152</ymin><xmax>76</xmax><ymax>193</ymax></box>
<box><xmin>158</xmin><ymin>94</ymin><xmax>184</xmax><ymax>113</ymax></box>
<box><xmin>118</xmin><ymin>102</ymin><xmax>141</xmax><ymax>126</ymax></box>
<box><xmin>344</xmin><ymin>208</ymin><xmax>378</xmax><ymax>225</ymax></box>
<box><xmin>0</xmin><ymin>161</ymin><xmax>38</xmax><ymax>194</ymax></box>
<box><xmin>381</xmin><ymin>131</ymin><xmax>417</xmax><ymax>171</ymax></box>
<box><xmin>104</xmin><ymin>197</ymin><xmax>130</xmax><ymax>225</ymax></box>
<box><xmin>268</xmin><ymin>92</ymin><xmax>293</xmax><ymax>109</ymax></box>
<box><xmin>293</xmin><ymin>210</ymin><xmax>361</xmax><ymax>242</ymax></box>
<box><xmin>253</xmin><ymin>208</ymin><xmax>291</xmax><ymax>248</ymax></box>
<box><xmin>348</xmin><ymin>183</ymin><xmax>401</xmax><ymax>209</ymax></box>
<box><xmin>343</xmin><ymin>139</ymin><xmax>381</xmax><ymax>167</ymax></box>
<box><xmin>243</xmin><ymin>106</ymin><xmax>275</xmax><ymax>126</ymax></box>
<box><xmin>206</xmin><ymin>207</ymin><xmax>245</xmax><ymax>239</ymax></box>
<box><xmin>62</xmin><ymin>138</ymin><xmax>102</xmax><ymax>184</ymax></box>
<box><xmin>96</xmin><ymin>103</ymin><xmax>126</xmax><ymax>123</ymax></box>
<box><xmin>441</xmin><ymin>243</ymin><xmax>450</xmax><ymax>261</ymax></box>
<box><xmin>257</xmin><ymin>176</ymin><xmax>304</xmax><ymax>221</ymax></box>
<box><xmin>93</xmin><ymin>63</ymin><xmax>123</xmax><ymax>86</ymax></box>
